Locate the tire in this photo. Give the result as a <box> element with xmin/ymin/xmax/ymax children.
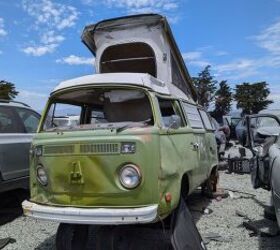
<box><xmin>242</xmin><ymin>132</ymin><xmax>246</xmax><ymax>147</ymax></box>
<box><xmin>264</xmin><ymin>206</ymin><xmax>277</xmax><ymax>221</ymax></box>
<box><xmin>202</xmin><ymin>168</ymin><xmax>219</xmax><ymax>195</ymax></box>
<box><xmin>180</xmin><ymin>175</ymin><xmax>189</xmax><ymax>201</ymax></box>
<box><xmin>56</xmin><ymin>223</ymin><xmax>89</xmax><ymax>250</ymax></box>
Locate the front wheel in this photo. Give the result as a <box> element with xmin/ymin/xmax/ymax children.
<box><xmin>56</xmin><ymin>223</ymin><xmax>89</xmax><ymax>250</ymax></box>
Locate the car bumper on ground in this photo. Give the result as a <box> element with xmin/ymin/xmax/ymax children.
<box><xmin>22</xmin><ymin>200</ymin><xmax>158</xmax><ymax>225</ymax></box>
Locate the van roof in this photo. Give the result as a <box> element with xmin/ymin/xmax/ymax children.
<box><xmin>52</xmin><ymin>73</ymin><xmax>191</xmax><ymax>100</ymax></box>
<box><xmin>81</xmin><ymin>14</ymin><xmax>197</xmax><ymax>101</ymax></box>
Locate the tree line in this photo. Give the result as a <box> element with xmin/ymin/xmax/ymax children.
<box><xmin>0</xmin><ymin>66</ymin><xmax>274</xmax><ymax>117</ymax></box>
<box><xmin>0</xmin><ymin>80</ymin><xmax>18</xmax><ymax>100</ymax></box>
<box><xmin>192</xmin><ymin>65</ymin><xmax>273</xmax><ymax>118</ymax></box>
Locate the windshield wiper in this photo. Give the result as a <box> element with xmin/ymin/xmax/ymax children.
<box><xmin>116</xmin><ymin>124</ymin><xmax>130</xmax><ymax>133</ymax></box>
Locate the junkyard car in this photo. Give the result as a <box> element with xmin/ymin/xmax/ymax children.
<box><xmin>236</xmin><ymin>117</ymin><xmax>248</xmax><ymax>145</ymax></box>
<box><xmin>53</xmin><ymin>115</ymin><xmax>80</xmax><ymax>128</ymax></box>
<box><xmin>210</xmin><ymin>117</ymin><xmax>227</xmax><ymax>159</ymax></box>
<box><xmin>0</xmin><ymin>99</ymin><xmax>40</xmax><ymax>192</ymax></box>
<box><xmin>247</xmin><ymin>113</ymin><xmax>280</xmax><ymax>226</ymax></box>
<box><xmin>22</xmin><ymin>14</ymin><xmax>218</xmax><ymax>249</ymax></box>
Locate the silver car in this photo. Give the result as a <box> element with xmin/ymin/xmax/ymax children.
<box><xmin>0</xmin><ymin>100</ymin><xmax>40</xmax><ymax>192</ymax></box>
<box><xmin>247</xmin><ymin>114</ymin><xmax>280</xmax><ymax>226</ymax></box>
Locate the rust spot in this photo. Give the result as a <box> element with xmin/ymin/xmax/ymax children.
<box><xmin>139</xmin><ymin>134</ymin><xmax>152</xmax><ymax>143</ymax></box>
<box><xmin>165</xmin><ymin>192</ymin><xmax>172</xmax><ymax>203</ymax></box>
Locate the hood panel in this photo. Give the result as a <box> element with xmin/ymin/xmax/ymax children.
<box><xmin>30</xmin><ymin>132</ymin><xmax>160</xmax><ymax>207</ymax></box>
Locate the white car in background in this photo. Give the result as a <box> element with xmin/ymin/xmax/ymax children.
<box><xmin>53</xmin><ymin>116</ymin><xmax>80</xmax><ymax>128</ymax></box>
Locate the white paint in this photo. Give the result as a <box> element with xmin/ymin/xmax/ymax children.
<box><xmin>53</xmin><ymin>73</ymin><xmax>171</xmax><ymax>95</ymax></box>
<box><xmin>22</xmin><ymin>200</ymin><xmax>158</xmax><ymax>225</ymax></box>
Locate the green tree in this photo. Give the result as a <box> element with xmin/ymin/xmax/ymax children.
<box><xmin>192</xmin><ymin>65</ymin><xmax>217</xmax><ymax>109</ymax></box>
<box><xmin>0</xmin><ymin>80</ymin><xmax>19</xmax><ymax>100</ymax></box>
<box><xmin>212</xmin><ymin>80</ymin><xmax>233</xmax><ymax>119</ymax></box>
<box><xmin>234</xmin><ymin>82</ymin><xmax>273</xmax><ymax>115</ymax></box>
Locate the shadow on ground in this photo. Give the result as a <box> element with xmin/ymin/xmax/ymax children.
<box><xmin>0</xmin><ymin>189</ymin><xmax>28</xmax><ymax>226</ymax></box>
<box><xmin>186</xmin><ymin>189</ymin><xmax>212</xmax><ymax>223</ymax></box>
<box><xmin>237</xmin><ymin>202</ymin><xmax>280</xmax><ymax>249</ymax></box>
<box><xmin>35</xmin><ymin>235</ymin><xmax>56</xmax><ymax>250</ymax></box>
<box><xmin>35</xmin><ymin>190</ymin><xmax>212</xmax><ymax>250</ymax></box>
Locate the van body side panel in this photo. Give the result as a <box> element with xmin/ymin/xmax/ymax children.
<box><xmin>157</xmin><ymin>128</ymin><xmax>205</xmax><ymax>217</ymax></box>
<box><xmin>204</xmin><ymin>131</ymin><xmax>218</xmax><ymax>176</ymax></box>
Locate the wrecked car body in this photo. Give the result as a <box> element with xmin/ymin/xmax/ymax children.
<box><xmin>22</xmin><ymin>14</ymin><xmax>218</xmax><ymax>248</ymax></box>
<box><xmin>247</xmin><ymin>114</ymin><xmax>280</xmax><ymax>226</ymax></box>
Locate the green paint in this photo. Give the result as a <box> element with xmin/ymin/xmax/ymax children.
<box><xmin>29</xmin><ymin>85</ymin><xmax>218</xmax><ymax>221</ymax></box>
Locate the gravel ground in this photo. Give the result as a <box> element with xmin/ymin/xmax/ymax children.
<box><xmin>0</xmin><ymin>171</ymin><xmax>280</xmax><ymax>250</ymax></box>
<box><xmin>193</xmin><ymin>171</ymin><xmax>280</xmax><ymax>250</ymax></box>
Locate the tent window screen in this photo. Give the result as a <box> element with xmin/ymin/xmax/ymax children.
<box><xmin>182</xmin><ymin>103</ymin><xmax>204</xmax><ymax>129</ymax></box>
<box><xmin>171</xmin><ymin>53</ymin><xmax>190</xmax><ymax>97</ymax></box>
<box><xmin>100</xmin><ymin>43</ymin><xmax>156</xmax><ymax>77</ymax></box>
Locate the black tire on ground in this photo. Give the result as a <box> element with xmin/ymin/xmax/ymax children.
<box><xmin>201</xmin><ymin>168</ymin><xmax>219</xmax><ymax>195</ymax></box>
<box><xmin>180</xmin><ymin>175</ymin><xmax>189</xmax><ymax>201</ymax></box>
<box><xmin>56</xmin><ymin>223</ymin><xmax>89</xmax><ymax>250</ymax></box>
<box><xmin>264</xmin><ymin>206</ymin><xmax>277</xmax><ymax>221</ymax></box>
<box><xmin>242</xmin><ymin>133</ymin><xmax>247</xmax><ymax>147</ymax></box>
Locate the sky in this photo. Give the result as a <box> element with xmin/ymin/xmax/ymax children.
<box><xmin>0</xmin><ymin>0</ymin><xmax>280</xmax><ymax>111</ymax></box>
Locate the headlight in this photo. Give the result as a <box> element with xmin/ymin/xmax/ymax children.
<box><xmin>36</xmin><ymin>165</ymin><xmax>48</xmax><ymax>186</ymax></box>
<box><xmin>119</xmin><ymin>164</ymin><xmax>141</xmax><ymax>189</ymax></box>
<box><xmin>121</xmin><ymin>142</ymin><xmax>136</xmax><ymax>154</ymax></box>
<box><xmin>35</xmin><ymin>146</ymin><xmax>43</xmax><ymax>157</ymax></box>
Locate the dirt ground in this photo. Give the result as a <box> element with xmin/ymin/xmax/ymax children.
<box><xmin>0</xmin><ymin>171</ymin><xmax>280</xmax><ymax>249</ymax></box>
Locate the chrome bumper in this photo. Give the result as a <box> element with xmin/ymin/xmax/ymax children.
<box><xmin>22</xmin><ymin>200</ymin><xmax>158</xmax><ymax>225</ymax></box>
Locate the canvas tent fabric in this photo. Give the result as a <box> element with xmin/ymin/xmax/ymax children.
<box><xmin>81</xmin><ymin>14</ymin><xmax>197</xmax><ymax>102</ymax></box>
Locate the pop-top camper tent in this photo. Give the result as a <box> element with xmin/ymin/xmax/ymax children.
<box><xmin>81</xmin><ymin>14</ymin><xmax>197</xmax><ymax>102</ymax></box>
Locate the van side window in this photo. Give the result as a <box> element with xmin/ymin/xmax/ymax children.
<box><xmin>158</xmin><ymin>98</ymin><xmax>183</xmax><ymax>128</ymax></box>
<box><xmin>199</xmin><ymin>110</ymin><xmax>213</xmax><ymax>130</ymax></box>
<box><xmin>182</xmin><ymin>103</ymin><xmax>204</xmax><ymax>129</ymax></box>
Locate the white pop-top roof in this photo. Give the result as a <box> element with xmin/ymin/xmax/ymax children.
<box><xmin>52</xmin><ymin>73</ymin><xmax>190</xmax><ymax>100</ymax></box>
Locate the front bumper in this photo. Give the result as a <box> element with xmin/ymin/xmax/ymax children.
<box><xmin>22</xmin><ymin>200</ymin><xmax>158</xmax><ymax>225</ymax></box>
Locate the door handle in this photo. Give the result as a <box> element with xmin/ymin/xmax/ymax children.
<box><xmin>191</xmin><ymin>142</ymin><xmax>199</xmax><ymax>151</ymax></box>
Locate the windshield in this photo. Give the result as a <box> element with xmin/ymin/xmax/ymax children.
<box><xmin>258</xmin><ymin>116</ymin><xmax>280</xmax><ymax>128</ymax></box>
<box><xmin>42</xmin><ymin>88</ymin><xmax>154</xmax><ymax>132</ymax></box>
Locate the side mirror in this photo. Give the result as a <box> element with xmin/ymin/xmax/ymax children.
<box><xmin>168</xmin><ymin>115</ymin><xmax>181</xmax><ymax>130</ymax></box>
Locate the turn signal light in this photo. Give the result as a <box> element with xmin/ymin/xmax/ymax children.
<box><xmin>165</xmin><ymin>192</ymin><xmax>172</xmax><ymax>203</ymax></box>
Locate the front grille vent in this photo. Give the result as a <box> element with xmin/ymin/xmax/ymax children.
<box><xmin>80</xmin><ymin>143</ymin><xmax>120</xmax><ymax>155</ymax></box>
<box><xmin>44</xmin><ymin>145</ymin><xmax>75</xmax><ymax>155</ymax></box>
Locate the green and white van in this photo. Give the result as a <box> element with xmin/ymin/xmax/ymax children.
<box><xmin>22</xmin><ymin>14</ymin><xmax>218</xmax><ymax>249</ymax></box>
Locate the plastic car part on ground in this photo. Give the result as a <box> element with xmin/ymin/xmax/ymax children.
<box><xmin>225</xmin><ymin>143</ymin><xmax>254</xmax><ymax>173</ymax></box>
<box><xmin>0</xmin><ymin>238</ymin><xmax>16</xmax><ymax>249</ymax></box>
